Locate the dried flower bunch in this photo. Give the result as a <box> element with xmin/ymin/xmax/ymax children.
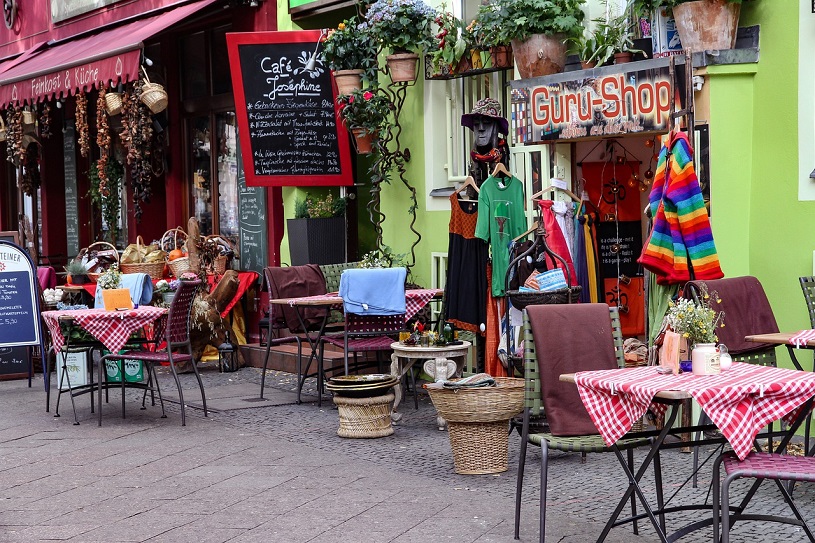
<box><xmin>75</xmin><ymin>94</ymin><xmax>90</xmax><ymax>158</ymax></box>
<box><xmin>121</xmin><ymin>80</ymin><xmax>154</xmax><ymax>220</ymax></box>
<box><xmin>665</xmin><ymin>287</ymin><xmax>725</xmax><ymax>345</ymax></box>
<box><xmin>96</xmin><ymin>88</ymin><xmax>110</xmax><ymax>195</ymax></box>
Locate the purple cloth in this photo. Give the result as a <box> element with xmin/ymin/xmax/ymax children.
<box><xmin>37</xmin><ymin>266</ymin><xmax>56</xmax><ymax>291</ymax></box>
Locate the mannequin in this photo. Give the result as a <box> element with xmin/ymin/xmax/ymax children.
<box><xmin>461</xmin><ymin>98</ymin><xmax>510</xmax><ymax>190</ymax></box>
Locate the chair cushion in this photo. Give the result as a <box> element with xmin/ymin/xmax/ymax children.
<box><xmin>527</xmin><ymin>304</ymin><xmax>618</xmax><ymax>436</ymax></box>
<box><xmin>723</xmin><ymin>452</ymin><xmax>815</xmax><ymax>482</ymax></box>
<box><xmin>105</xmin><ymin>351</ymin><xmax>193</xmax><ymax>362</ymax></box>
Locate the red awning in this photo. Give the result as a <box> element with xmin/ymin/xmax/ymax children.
<box><xmin>0</xmin><ymin>0</ymin><xmax>218</xmax><ymax>107</ymax></box>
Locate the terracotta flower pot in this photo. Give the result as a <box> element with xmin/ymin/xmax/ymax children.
<box><xmin>333</xmin><ymin>69</ymin><xmax>364</xmax><ymax>96</ymax></box>
<box><xmin>386</xmin><ymin>53</ymin><xmax>419</xmax><ymax>83</ymax></box>
<box><xmin>580</xmin><ymin>60</ymin><xmax>597</xmax><ymax>70</ymax></box>
<box><xmin>511</xmin><ymin>33</ymin><xmax>567</xmax><ymax>79</ymax></box>
<box><xmin>454</xmin><ymin>54</ymin><xmax>472</xmax><ymax>75</ymax></box>
<box><xmin>614</xmin><ymin>52</ymin><xmax>633</xmax><ymax>65</ymax></box>
<box><xmin>672</xmin><ymin>0</ymin><xmax>741</xmax><ymax>52</ymax></box>
<box><xmin>351</xmin><ymin>128</ymin><xmax>375</xmax><ymax>154</ymax></box>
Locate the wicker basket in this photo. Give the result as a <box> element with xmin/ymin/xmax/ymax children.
<box><xmin>160</xmin><ymin>227</ymin><xmax>188</xmax><ymax>252</ymax></box>
<box><xmin>426</xmin><ymin>377</ymin><xmax>524</xmax><ymax>474</ymax></box>
<box><xmin>0</xmin><ymin>115</ymin><xmax>6</xmax><ymax>142</ymax></box>
<box><xmin>203</xmin><ymin>235</ymin><xmax>236</xmax><ymax>275</ymax></box>
<box><xmin>77</xmin><ymin>241</ymin><xmax>119</xmax><ymax>283</ymax></box>
<box><xmin>168</xmin><ymin>256</ymin><xmax>191</xmax><ymax>278</ymax></box>
<box><xmin>119</xmin><ymin>236</ymin><xmax>165</xmax><ymax>280</ymax></box>
<box><xmin>333</xmin><ymin>392</ymin><xmax>395</xmax><ymax>438</ymax></box>
<box><xmin>139</xmin><ymin>68</ymin><xmax>168</xmax><ymax>114</ymax></box>
<box><xmin>22</xmin><ymin>109</ymin><xmax>35</xmax><ymax>125</ymax></box>
<box><xmin>506</xmin><ymin>286</ymin><xmax>582</xmax><ymax>309</ymax></box>
<box><xmin>105</xmin><ymin>92</ymin><xmax>123</xmax><ymax>116</ymax></box>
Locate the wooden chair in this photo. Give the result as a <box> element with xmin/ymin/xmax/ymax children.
<box><xmin>97</xmin><ymin>279</ymin><xmax>206</xmax><ymax>426</ymax></box>
<box><xmin>514</xmin><ymin>304</ymin><xmax>658</xmax><ymax>542</ymax></box>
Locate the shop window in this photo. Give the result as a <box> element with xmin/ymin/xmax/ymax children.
<box><xmin>181</xmin><ymin>32</ymin><xmax>207</xmax><ymax>101</ymax></box>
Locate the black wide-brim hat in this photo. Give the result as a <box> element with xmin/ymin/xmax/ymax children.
<box><xmin>461</xmin><ymin>97</ymin><xmax>509</xmax><ymax>135</ymax></box>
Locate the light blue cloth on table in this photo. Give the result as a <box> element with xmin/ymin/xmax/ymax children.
<box><xmin>94</xmin><ymin>273</ymin><xmax>153</xmax><ymax>309</ymax></box>
<box><xmin>339</xmin><ymin>267</ymin><xmax>406</xmax><ymax>315</ymax></box>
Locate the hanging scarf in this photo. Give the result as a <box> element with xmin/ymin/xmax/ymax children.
<box><xmin>471</xmin><ymin>139</ymin><xmax>506</xmax><ymax>163</ymax></box>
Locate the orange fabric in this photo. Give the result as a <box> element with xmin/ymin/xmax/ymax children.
<box><xmin>602</xmin><ymin>277</ymin><xmax>645</xmax><ymax>336</ymax></box>
<box><xmin>581</xmin><ymin>161</ymin><xmax>642</xmax><ymax>222</ymax></box>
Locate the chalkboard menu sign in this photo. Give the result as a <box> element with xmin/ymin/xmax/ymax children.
<box><xmin>0</xmin><ymin>240</ymin><xmax>42</xmax><ymax>381</ymax></box>
<box><xmin>0</xmin><ymin>347</ymin><xmax>29</xmax><ymax>381</ymax></box>
<box><xmin>64</xmin><ymin>122</ymin><xmax>80</xmax><ymax>256</ymax></box>
<box><xmin>237</xmin><ymin>142</ymin><xmax>268</xmax><ymax>274</ymax></box>
<box><xmin>226</xmin><ymin>30</ymin><xmax>353</xmax><ymax>187</ymax></box>
<box><xmin>597</xmin><ymin>221</ymin><xmax>643</xmax><ymax>279</ymax></box>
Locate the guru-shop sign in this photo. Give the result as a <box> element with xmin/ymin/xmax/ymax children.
<box><xmin>510</xmin><ymin>58</ymin><xmax>686</xmax><ymax>142</ymax></box>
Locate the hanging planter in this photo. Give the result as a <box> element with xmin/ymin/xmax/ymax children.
<box><xmin>386</xmin><ymin>52</ymin><xmax>419</xmax><ymax>83</ymax></box>
<box><xmin>672</xmin><ymin>0</ymin><xmax>741</xmax><ymax>52</ymax></box>
<box><xmin>333</xmin><ymin>69</ymin><xmax>364</xmax><ymax>96</ymax></box>
<box><xmin>351</xmin><ymin>128</ymin><xmax>375</xmax><ymax>155</ymax></box>
<box><xmin>511</xmin><ymin>33</ymin><xmax>568</xmax><ymax>79</ymax></box>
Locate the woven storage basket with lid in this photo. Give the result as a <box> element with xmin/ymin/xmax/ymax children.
<box><xmin>426</xmin><ymin>377</ymin><xmax>524</xmax><ymax>474</ymax></box>
<box><xmin>119</xmin><ymin>235</ymin><xmax>165</xmax><ymax>280</ymax></box>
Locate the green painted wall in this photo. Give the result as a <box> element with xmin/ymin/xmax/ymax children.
<box><xmin>709</xmin><ymin>1</ymin><xmax>810</xmax><ymax>368</ymax></box>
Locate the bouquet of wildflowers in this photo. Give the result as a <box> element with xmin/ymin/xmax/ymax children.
<box><xmin>96</xmin><ymin>264</ymin><xmax>122</xmax><ymax>290</ymax></box>
<box><xmin>155</xmin><ymin>278</ymin><xmax>180</xmax><ymax>294</ymax></box>
<box><xmin>664</xmin><ymin>288</ymin><xmax>725</xmax><ymax>345</ymax></box>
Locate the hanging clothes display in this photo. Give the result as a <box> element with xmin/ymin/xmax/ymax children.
<box><xmin>638</xmin><ymin>131</ymin><xmax>724</xmax><ymax>284</ymax></box>
<box><xmin>574</xmin><ymin>203</ymin><xmax>600</xmax><ymax>303</ymax></box>
<box><xmin>534</xmin><ymin>200</ymin><xmax>577</xmax><ymax>284</ymax></box>
<box><xmin>475</xmin><ymin>174</ymin><xmax>526</xmax><ymax>297</ymax></box>
<box><xmin>444</xmin><ymin>194</ymin><xmax>488</xmax><ymax>333</ymax></box>
<box><xmin>485</xmin><ymin>262</ymin><xmax>507</xmax><ymax>377</ymax></box>
<box><xmin>581</xmin><ymin>160</ymin><xmax>645</xmax><ymax>335</ymax></box>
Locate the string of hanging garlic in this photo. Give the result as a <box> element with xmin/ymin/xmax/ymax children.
<box><xmin>76</xmin><ymin>93</ymin><xmax>90</xmax><ymax>157</ymax></box>
<box><xmin>96</xmin><ymin>88</ymin><xmax>110</xmax><ymax>197</ymax></box>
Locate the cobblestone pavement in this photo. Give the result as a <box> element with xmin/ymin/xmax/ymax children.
<box><xmin>1</xmin><ymin>363</ymin><xmax>813</xmax><ymax>542</ymax></box>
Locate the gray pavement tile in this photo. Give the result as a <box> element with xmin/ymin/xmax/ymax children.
<box><xmin>0</xmin><ymin>507</ymin><xmax>66</xmax><ymax>525</ymax></box>
<box><xmin>144</xmin><ymin>525</ymin><xmax>244</xmax><ymax>543</ymax></box>
<box><xmin>69</xmin><ymin>511</ymin><xmax>197</xmax><ymax>542</ymax></box>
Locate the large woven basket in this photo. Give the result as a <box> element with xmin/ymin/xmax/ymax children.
<box><xmin>333</xmin><ymin>392</ymin><xmax>395</xmax><ymax>438</ymax></box>
<box><xmin>104</xmin><ymin>91</ymin><xmax>123</xmax><ymax>116</ymax></box>
<box><xmin>0</xmin><ymin>114</ymin><xmax>6</xmax><ymax>141</ymax></box>
<box><xmin>139</xmin><ymin>68</ymin><xmax>168</xmax><ymax>114</ymax></box>
<box><xmin>77</xmin><ymin>241</ymin><xmax>119</xmax><ymax>283</ymax></box>
<box><xmin>119</xmin><ymin>236</ymin><xmax>165</xmax><ymax>280</ymax></box>
<box><xmin>161</xmin><ymin>228</ymin><xmax>191</xmax><ymax>277</ymax></box>
<box><xmin>426</xmin><ymin>377</ymin><xmax>524</xmax><ymax>474</ymax></box>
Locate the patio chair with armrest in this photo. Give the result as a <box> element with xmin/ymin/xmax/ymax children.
<box><xmin>797</xmin><ymin>276</ymin><xmax>815</xmax><ymax>448</ymax></box>
<box><xmin>318</xmin><ymin>268</ymin><xmax>407</xmax><ymax>407</ymax></box>
<box><xmin>97</xmin><ymin>279</ymin><xmax>206</xmax><ymax>426</ymax></box>
<box><xmin>685</xmin><ymin>276</ymin><xmax>781</xmax><ymax>484</ymax></box>
<box><xmin>514</xmin><ymin>304</ymin><xmax>660</xmax><ymax>542</ymax></box>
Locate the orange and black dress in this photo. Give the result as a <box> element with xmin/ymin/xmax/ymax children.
<box><xmin>444</xmin><ymin>194</ymin><xmax>488</xmax><ymax>333</ymax></box>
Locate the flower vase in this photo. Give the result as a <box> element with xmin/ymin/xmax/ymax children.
<box><xmin>691</xmin><ymin>343</ymin><xmax>720</xmax><ymax>375</ymax></box>
<box><xmin>386</xmin><ymin>52</ymin><xmax>419</xmax><ymax>83</ymax></box>
<box><xmin>162</xmin><ymin>292</ymin><xmax>176</xmax><ymax>305</ymax></box>
<box><xmin>333</xmin><ymin>69</ymin><xmax>364</xmax><ymax>96</ymax></box>
<box><xmin>351</xmin><ymin>128</ymin><xmax>375</xmax><ymax>154</ymax></box>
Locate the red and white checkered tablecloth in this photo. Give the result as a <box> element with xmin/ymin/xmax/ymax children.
<box><xmin>573</xmin><ymin>362</ymin><xmax>815</xmax><ymax>460</ymax></box>
<box><xmin>282</xmin><ymin>288</ymin><xmax>442</xmax><ymax>323</ymax></box>
<box><xmin>789</xmin><ymin>329</ymin><xmax>815</xmax><ymax>348</ymax></box>
<box><xmin>43</xmin><ymin>307</ymin><xmax>168</xmax><ymax>355</ymax></box>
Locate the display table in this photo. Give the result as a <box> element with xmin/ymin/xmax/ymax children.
<box><xmin>389</xmin><ymin>341</ymin><xmax>471</xmax><ymax>427</ymax></box>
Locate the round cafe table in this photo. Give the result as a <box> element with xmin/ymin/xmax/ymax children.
<box><xmin>389</xmin><ymin>340</ymin><xmax>471</xmax><ymax>428</ymax></box>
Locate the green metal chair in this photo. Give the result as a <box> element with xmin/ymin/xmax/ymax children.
<box><xmin>514</xmin><ymin>305</ymin><xmax>659</xmax><ymax>542</ymax></box>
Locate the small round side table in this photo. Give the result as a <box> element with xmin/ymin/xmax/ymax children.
<box><xmin>389</xmin><ymin>341</ymin><xmax>471</xmax><ymax>427</ymax></box>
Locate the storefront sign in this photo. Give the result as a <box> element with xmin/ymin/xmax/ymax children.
<box><xmin>51</xmin><ymin>0</ymin><xmax>126</xmax><ymax>23</ymax></box>
<box><xmin>237</xmin><ymin>142</ymin><xmax>268</xmax><ymax>274</ymax></box>
<box><xmin>227</xmin><ymin>30</ymin><xmax>353</xmax><ymax>187</ymax></box>
<box><xmin>63</xmin><ymin>123</ymin><xmax>80</xmax><ymax>256</ymax></box>
<box><xmin>0</xmin><ymin>51</ymin><xmax>138</xmax><ymax>106</ymax></box>
<box><xmin>511</xmin><ymin>60</ymin><xmax>685</xmax><ymax>142</ymax></box>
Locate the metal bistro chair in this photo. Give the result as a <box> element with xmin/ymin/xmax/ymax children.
<box><xmin>318</xmin><ymin>268</ymin><xmax>407</xmax><ymax>407</ymax></box>
<box><xmin>97</xmin><ymin>279</ymin><xmax>206</xmax><ymax>426</ymax></box>
<box><xmin>713</xmin><ymin>412</ymin><xmax>815</xmax><ymax>543</ymax></box>
<box><xmin>514</xmin><ymin>304</ymin><xmax>659</xmax><ymax>543</ymax></box>
<box><xmin>797</xmin><ymin>275</ymin><xmax>815</xmax><ymax>449</ymax></box>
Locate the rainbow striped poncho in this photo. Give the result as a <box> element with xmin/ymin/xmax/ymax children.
<box><xmin>638</xmin><ymin>131</ymin><xmax>723</xmax><ymax>284</ymax></box>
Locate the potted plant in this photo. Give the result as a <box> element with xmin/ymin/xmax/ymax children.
<box><xmin>594</xmin><ymin>13</ymin><xmax>647</xmax><ymax>64</ymax></box>
<box><xmin>337</xmin><ymin>89</ymin><xmax>392</xmax><ymax>154</ymax></box>
<box><xmin>486</xmin><ymin>0</ymin><xmax>586</xmax><ymax>79</ymax></box>
<box><xmin>287</xmin><ymin>193</ymin><xmax>348</xmax><ymax>266</ymax></box>
<box><xmin>571</xmin><ymin>34</ymin><xmax>606</xmax><ymax>69</ymax></box>
<box><xmin>322</xmin><ymin>17</ymin><xmax>379</xmax><ymax>95</ymax></box>
<box><xmin>365</xmin><ymin>0</ymin><xmax>437</xmax><ymax>82</ymax></box>
<box><xmin>428</xmin><ymin>7</ymin><xmax>469</xmax><ymax>76</ymax></box>
<box><xmin>468</xmin><ymin>3</ymin><xmax>509</xmax><ymax>69</ymax></box>
<box><xmin>631</xmin><ymin>0</ymin><xmax>747</xmax><ymax>52</ymax></box>
<box><xmin>64</xmin><ymin>259</ymin><xmax>90</xmax><ymax>285</ymax></box>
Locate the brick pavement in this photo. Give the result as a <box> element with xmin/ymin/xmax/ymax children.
<box><xmin>0</xmin><ymin>364</ymin><xmax>812</xmax><ymax>542</ymax></box>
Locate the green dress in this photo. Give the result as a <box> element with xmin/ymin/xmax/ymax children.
<box><xmin>474</xmin><ymin>175</ymin><xmax>527</xmax><ymax>297</ymax></box>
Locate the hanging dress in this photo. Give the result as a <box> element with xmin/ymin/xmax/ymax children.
<box><xmin>444</xmin><ymin>194</ymin><xmax>488</xmax><ymax>333</ymax></box>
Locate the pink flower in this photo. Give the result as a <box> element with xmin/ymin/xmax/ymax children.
<box><xmin>363</xmin><ymin>91</ymin><xmax>374</xmax><ymax>100</ymax></box>
<box><xmin>347</xmin><ymin>95</ymin><xmax>355</xmax><ymax>104</ymax></box>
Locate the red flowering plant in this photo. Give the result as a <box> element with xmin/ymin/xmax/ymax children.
<box><xmin>428</xmin><ymin>6</ymin><xmax>468</xmax><ymax>75</ymax></box>
<box><xmin>337</xmin><ymin>88</ymin><xmax>392</xmax><ymax>136</ymax></box>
